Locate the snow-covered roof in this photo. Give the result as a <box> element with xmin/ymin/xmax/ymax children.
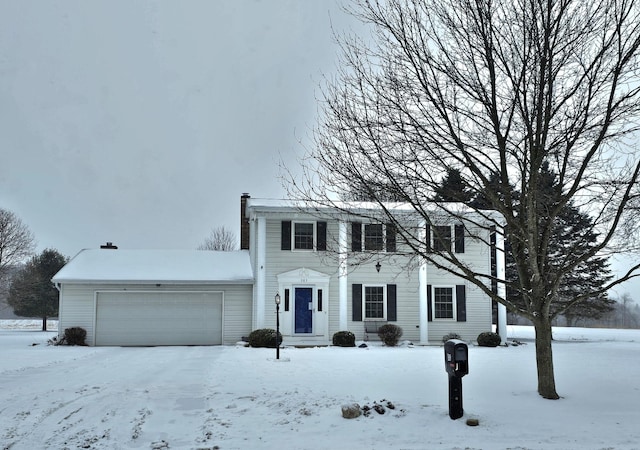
<box><xmin>52</xmin><ymin>249</ymin><xmax>254</xmax><ymax>285</ymax></box>
<box><xmin>246</xmin><ymin>197</ymin><xmax>505</xmax><ymax>223</ymax></box>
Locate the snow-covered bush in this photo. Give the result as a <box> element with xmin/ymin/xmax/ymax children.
<box><xmin>332</xmin><ymin>331</ymin><xmax>356</xmax><ymax>347</ymax></box>
<box><xmin>377</xmin><ymin>324</ymin><xmax>403</xmax><ymax>347</ymax></box>
<box><xmin>442</xmin><ymin>332</ymin><xmax>461</xmax><ymax>343</ymax></box>
<box><xmin>64</xmin><ymin>327</ymin><xmax>87</xmax><ymax>346</ymax></box>
<box><xmin>477</xmin><ymin>331</ymin><xmax>501</xmax><ymax>347</ymax></box>
<box><xmin>248</xmin><ymin>328</ymin><xmax>283</xmax><ymax>348</ymax></box>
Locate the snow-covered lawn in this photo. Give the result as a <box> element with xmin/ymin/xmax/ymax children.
<box><xmin>1</xmin><ymin>321</ymin><xmax>639</xmax><ymax>450</ymax></box>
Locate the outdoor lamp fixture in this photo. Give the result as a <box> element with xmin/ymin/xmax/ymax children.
<box><xmin>375</xmin><ymin>261</ymin><xmax>382</xmax><ymax>273</ymax></box>
<box><xmin>275</xmin><ymin>292</ymin><xmax>281</xmax><ymax>360</ymax></box>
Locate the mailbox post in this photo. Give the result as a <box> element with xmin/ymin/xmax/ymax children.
<box><xmin>444</xmin><ymin>339</ymin><xmax>468</xmax><ymax>420</ymax></box>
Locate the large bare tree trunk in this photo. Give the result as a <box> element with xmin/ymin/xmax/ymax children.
<box><xmin>533</xmin><ymin>317</ymin><xmax>559</xmax><ymax>399</ymax></box>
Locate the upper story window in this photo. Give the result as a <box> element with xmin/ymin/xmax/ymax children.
<box><xmin>364</xmin><ymin>224</ymin><xmax>384</xmax><ymax>251</ymax></box>
<box><xmin>351</xmin><ymin>222</ymin><xmax>396</xmax><ymax>252</ymax></box>
<box><xmin>433</xmin><ymin>226</ymin><xmax>452</xmax><ymax>252</ymax></box>
<box><xmin>294</xmin><ymin>222</ymin><xmax>314</xmax><ymax>250</ymax></box>
<box><xmin>281</xmin><ymin>220</ymin><xmax>327</xmax><ymax>251</ymax></box>
<box><xmin>428</xmin><ymin>224</ymin><xmax>465</xmax><ymax>253</ymax></box>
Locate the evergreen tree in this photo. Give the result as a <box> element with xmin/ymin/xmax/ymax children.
<box><xmin>431</xmin><ymin>168</ymin><xmax>474</xmax><ymax>203</ymax></box>
<box><xmin>463</xmin><ymin>163</ymin><xmax>614</xmax><ymax>325</ymax></box>
<box><xmin>548</xmin><ymin>203</ymin><xmax>615</xmax><ymax>325</ymax></box>
<box><xmin>8</xmin><ymin>249</ymin><xmax>67</xmax><ymax>331</ymax></box>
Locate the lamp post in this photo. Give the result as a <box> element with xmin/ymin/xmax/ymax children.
<box><xmin>275</xmin><ymin>292</ymin><xmax>281</xmax><ymax>360</ymax></box>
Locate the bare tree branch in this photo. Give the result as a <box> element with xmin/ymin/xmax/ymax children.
<box><xmin>197</xmin><ymin>226</ymin><xmax>238</xmax><ymax>252</ymax></box>
<box><xmin>286</xmin><ymin>0</ymin><xmax>640</xmax><ymax>400</ymax></box>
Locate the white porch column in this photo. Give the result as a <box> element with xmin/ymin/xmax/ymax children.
<box><xmin>419</xmin><ymin>221</ymin><xmax>429</xmax><ymax>344</ymax></box>
<box><xmin>256</xmin><ymin>216</ymin><xmax>266</xmax><ymax>328</ymax></box>
<box><xmin>496</xmin><ymin>226</ymin><xmax>507</xmax><ymax>344</ymax></box>
<box><xmin>339</xmin><ymin>221</ymin><xmax>348</xmax><ymax>330</ymax></box>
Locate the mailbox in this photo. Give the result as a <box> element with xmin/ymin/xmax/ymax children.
<box><xmin>444</xmin><ymin>339</ymin><xmax>468</xmax><ymax>378</ymax></box>
<box><xmin>444</xmin><ymin>339</ymin><xmax>468</xmax><ymax>420</ymax></box>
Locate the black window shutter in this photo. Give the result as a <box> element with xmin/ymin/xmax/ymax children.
<box><xmin>426</xmin><ymin>226</ymin><xmax>432</xmax><ymax>253</ymax></box>
<box><xmin>317</xmin><ymin>221</ymin><xmax>327</xmax><ymax>251</ymax></box>
<box><xmin>455</xmin><ymin>224</ymin><xmax>465</xmax><ymax>253</ymax></box>
<box><xmin>281</xmin><ymin>221</ymin><xmax>292</xmax><ymax>250</ymax></box>
<box><xmin>427</xmin><ymin>284</ymin><xmax>432</xmax><ymax>321</ymax></box>
<box><xmin>318</xmin><ymin>289</ymin><xmax>323</xmax><ymax>312</ymax></box>
<box><xmin>284</xmin><ymin>289</ymin><xmax>290</xmax><ymax>312</ymax></box>
<box><xmin>387</xmin><ymin>284</ymin><xmax>397</xmax><ymax>321</ymax></box>
<box><xmin>386</xmin><ymin>223</ymin><xmax>397</xmax><ymax>252</ymax></box>
<box><xmin>352</xmin><ymin>284</ymin><xmax>362</xmax><ymax>321</ymax></box>
<box><xmin>456</xmin><ymin>285</ymin><xmax>467</xmax><ymax>322</ymax></box>
<box><xmin>351</xmin><ymin>222</ymin><xmax>362</xmax><ymax>252</ymax></box>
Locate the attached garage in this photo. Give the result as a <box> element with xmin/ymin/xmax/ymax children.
<box><xmin>52</xmin><ymin>249</ymin><xmax>254</xmax><ymax>346</ymax></box>
<box><xmin>95</xmin><ymin>291</ymin><xmax>224</xmax><ymax>346</ymax></box>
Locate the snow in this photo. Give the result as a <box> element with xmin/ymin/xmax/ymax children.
<box><xmin>1</xmin><ymin>321</ymin><xmax>639</xmax><ymax>450</ymax></box>
<box><xmin>51</xmin><ymin>249</ymin><xmax>253</xmax><ymax>284</ymax></box>
<box><xmin>247</xmin><ymin>198</ymin><xmax>504</xmax><ymax>223</ymax></box>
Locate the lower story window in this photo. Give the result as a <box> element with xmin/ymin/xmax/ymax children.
<box><xmin>434</xmin><ymin>287</ymin><xmax>454</xmax><ymax>319</ymax></box>
<box><xmin>365</xmin><ymin>286</ymin><xmax>385</xmax><ymax>319</ymax></box>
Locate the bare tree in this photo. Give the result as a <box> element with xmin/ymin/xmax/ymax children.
<box><xmin>288</xmin><ymin>0</ymin><xmax>640</xmax><ymax>399</ymax></box>
<box><xmin>197</xmin><ymin>226</ymin><xmax>238</xmax><ymax>251</ymax></box>
<box><xmin>0</xmin><ymin>209</ymin><xmax>36</xmax><ymax>302</ymax></box>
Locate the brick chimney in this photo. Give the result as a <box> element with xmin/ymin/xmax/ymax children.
<box><xmin>240</xmin><ymin>193</ymin><xmax>250</xmax><ymax>250</ymax></box>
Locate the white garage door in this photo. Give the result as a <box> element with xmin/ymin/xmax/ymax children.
<box><xmin>95</xmin><ymin>291</ymin><xmax>223</xmax><ymax>346</ymax></box>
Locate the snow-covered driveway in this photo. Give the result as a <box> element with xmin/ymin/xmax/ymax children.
<box><xmin>2</xmin><ymin>336</ymin><xmax>225</xmax><ymax>449</ymax></box>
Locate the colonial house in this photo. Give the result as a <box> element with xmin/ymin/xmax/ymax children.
<box><xmin>52</xmin><ymin>194</ymin><xmax>506</xmax><ymax>346</ymax></box>
<box><xmin>242</xmin><ymin>194</ymin><xmax>507</xmax><ymax>346</ymax></box>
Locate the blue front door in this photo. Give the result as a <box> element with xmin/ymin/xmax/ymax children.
<box><xmin>294</xmin><ymin>288</ymin><xmax>313</xmax><ymax>334</ymax></box>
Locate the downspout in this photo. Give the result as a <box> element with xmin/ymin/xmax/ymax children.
<box><xmin>256</xmin><ymin>216</ymin><xmax>266</xmax><ymax>328</ymax></box>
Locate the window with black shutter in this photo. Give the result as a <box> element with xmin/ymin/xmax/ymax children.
<box><xmin>281</xmin><ymin>220</ymin><xmax>326</xmax><ymax>251</ymax></box>
<box><xmin>281</xmin><ymin>221</ymin><xmax>292</xmax><ymax>250</ymax></box>
<box><xmin>386</xmin><ymin>223</ymin><xmax>397</xmax><ymax>252</ymax></box>
<box><xmin>433</xmin><ymin>226</ymin><xmax>452</xmax><ymax>252</ymax></box>
<box><xmin>454</xmin><ymin>224</ymin><xmax>465</xmax><ymax>253</ymax></box>
<box><xmin>352</xmin><ymin>284</ymin><xmax>363</xmax><ymax>321</ymax></box>
<box><xmin>351</xmin><ymin>222</ymin><xmax>362</xmax><ymax>252</ymax></box>
<box><xmin>387</xmin><ymin>284</ymin><xmax>397</xmax><ymax>321</ymax></box>
<box><xmin>456</xmin><ymin>285</ymin><xmax>466</xmax><ymax>322</ymax></box>
<box><xmin>352</xmin><ymin>222</ymin><xmax>396</xmax><ymax>252</ymax></box>
<box><xmin>317</xmin><ymin>221</ymin><xmax>327</xmax><ymax>251</ymax></box>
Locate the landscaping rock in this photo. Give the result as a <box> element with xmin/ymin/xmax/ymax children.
<box><xmin>341</xmin><ymin>403</ymin><xmax>362</xmax><ymax>419</ymax></box>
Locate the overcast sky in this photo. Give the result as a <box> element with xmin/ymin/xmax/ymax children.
<box><xmin>1</xmin><ymin>1</ymin><xmax>638</xmax><ymax>297</ymax></box>
<box><xmin>1</xmin><ymin>0</ymin><xmax>359</xmax><ymax>257</ymax></box>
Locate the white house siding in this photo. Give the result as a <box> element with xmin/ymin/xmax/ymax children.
<box><xmin>346</xmin><ymin>262</ymin><xmax>422</xmax><ymax>343</ymax></box>
<box><xmin>255</xmin><ymin>215</ymin><xmax>424</xmax><ymax>344</ymax></box>
<box><xmin>261</xmin><ymin>215</ymin><xmax>339</xmax><ymax>345</ymax></box>
<box><xmin>426</xmin><ymin>224</ymin><xmax>493</xmax><ymax>343</ymax></box>
<box><xmin>57</xmin><ymin>284</ymin><xmax>96</xmax><ymax>344</ymax></box>
<box><xmin>57</xmin><ymin>283</ymin><xmax>252</xmax><ymax>346</ymax></box>
<box><xmin>247</xmin><ymin>201</ymin><xmax>498</xmax><ymax>346</ymax></box>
